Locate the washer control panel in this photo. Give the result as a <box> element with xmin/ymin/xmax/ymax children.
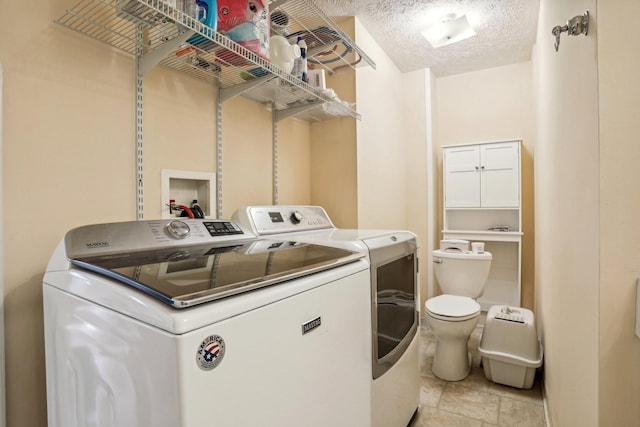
<box><xmin>202</xmin><ymin>220</ymin><xmax>243</xmax><ymax>236</ymax></box>
<box><xmin>166</xmin><ymin>220</ymin><xmax>191</xmax><ymax>239</ymax></box>
<box><xmin>64</xmin><ymin>219</ymin><xmax>251</xmax><ymax>258</ymax></box>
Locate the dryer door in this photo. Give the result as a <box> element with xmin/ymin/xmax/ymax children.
<box><xmin>365</xmin><ymin>233</ymin><xmax>419</xmax><ymax>379</ymax></box>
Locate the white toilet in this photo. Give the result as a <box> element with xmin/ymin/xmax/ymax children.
<box><xmin>425</xmin><ymin>240</ymin><xmax>492</xmax><ymax>381</ymax></box>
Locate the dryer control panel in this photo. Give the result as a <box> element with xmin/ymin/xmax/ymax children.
<box><xmin>233</xmin><ymin>205</ymin><xmax>335</xmax><ymax>235</ymax></box>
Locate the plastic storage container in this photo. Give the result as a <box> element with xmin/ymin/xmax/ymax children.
<box><xmin>478</xmin><ymin>305</ymin><xmax>543</xmax><ymax>389</ymax></box>
<box><xmin>439</xmin><ymin>239</ymin><xmax>469</xmax><ymax>252</ymax></box>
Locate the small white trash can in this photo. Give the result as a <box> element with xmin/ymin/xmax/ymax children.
<box><xmin>478</xmin><ymin>305</ymin><xmax>543</xmax><ymax>389</ymax></box>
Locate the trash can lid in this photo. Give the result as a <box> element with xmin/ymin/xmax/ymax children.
<box><xmin>478</xmin><ymin>305</ymin><xmax>541</xmax><ymax>363</ymax></box>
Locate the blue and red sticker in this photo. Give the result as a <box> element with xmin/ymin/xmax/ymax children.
<box><xmin>196</xmin><ymin>335</ymin><xmax>225</xmax><ymax>371</ymax></box>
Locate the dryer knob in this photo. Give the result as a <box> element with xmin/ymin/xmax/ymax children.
<box><xmin>290</xmin><ymin>211</ymin><xmax>304</xmax><ymax>224</ymax></box>
<box><xmin>167</xmin><ymin>220</ymin><xmax>191</xmax><ymax>239</ymax></box>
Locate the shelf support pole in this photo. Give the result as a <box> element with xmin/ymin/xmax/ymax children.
<box><xmin>272</xmin><ymin>103</ymin><xmax>279</xmax><ymax>205</ymax></box>
<box><xmin>135</xmin><ymin>23</ymin><xmax>144</xmax><ymax>220</ymax></box>
<box><xmin>216</xmin><ymin>79</ymin><xmax>223</xmax><ymax>218</ymax></box>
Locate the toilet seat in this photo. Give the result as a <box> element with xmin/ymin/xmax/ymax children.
<box><xmin>426</xmin><ymin>294</ymin><xmax>480</xmax><ymax>322</ymax></box>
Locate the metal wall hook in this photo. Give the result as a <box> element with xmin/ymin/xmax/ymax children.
<box><xmin>552</xmin><ymin>10</ymin><xmax>589</xmax><ymax>52</ymax></box>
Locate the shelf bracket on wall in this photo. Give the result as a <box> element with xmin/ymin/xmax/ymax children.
<box><xmin>138</xmin><ymin>26</ymin><xmax>195</xmax><ymax>75</ymax></box>
<box><xmin>219</xmin><ymin>75</ymin><xmax>278</xmax><ymax>102</ymax></box>
<box><xmin>274</xmin><ymin>99</ymin><xmax>324</xmax><ymax>122</ymax></box>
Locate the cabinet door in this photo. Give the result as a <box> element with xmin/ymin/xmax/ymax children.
<box><xmin>444</xmin><ymin>145</ymin><xmax>481</xmax><ymax>208</ymax></box>
<box><xmin>480</xmin><ymin>142</ymin><xmax>520</xmax><ymax>207</ymax></box>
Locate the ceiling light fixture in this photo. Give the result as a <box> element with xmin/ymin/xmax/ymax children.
<box><xmin>421</xmin><ymin>14</ymin><xmax>476</xmax><ymax>48</ymax></box>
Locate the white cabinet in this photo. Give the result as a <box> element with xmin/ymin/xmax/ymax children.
<box><xmin>441</xmin><ymin>140</ymin><xmax>523</xmax><ymax>310</ymax></box>
<box><xmin>444</xmin><ymin>141</ymin><xmax>520</xmax><ymax>208</ymax></box>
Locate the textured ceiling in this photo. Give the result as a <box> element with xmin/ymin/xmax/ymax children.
<box><xmin>312</xmin><ymin>0</ymin><xmax>541</xmax><ymax>76</ymax></box>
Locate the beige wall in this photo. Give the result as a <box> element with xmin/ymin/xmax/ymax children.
<box><xmin>0</xmin><ymin>1</ymin><xmax>311</xmax><ymax>425</ymax></box>
<box><xmin>533</xmin><ymin>0</ymin><xmax>640</xmax><ymax>424</ymax></box>
<box><xmin>535</xmin><ymin>0</ymin><xmax>640</xmax><ymax>425</ymax></box>
<box><xmin>354</xmin><ymin>20</ymin><xmax>407</xmax><ymax>230</ymax></box>
<box><xmin>402</xmin><ymin>69</ymin><xmax>431</xmax><ymax>310</ymax></box>
<box><xmin>534</xmin><ymin>2</ymin><xmax>599</xmax><ymax>424</ymax></box>
<box><xmin>310</xmin><ymin>19</ymin><xmax>358</xmax><ymax>229</ymax></box>
<box><xmin>597</xmin><ymin>2</ymin><xmax>640</xmax><ymax>422</ymax></box>
<box><xmin>434</xmin><ymin>62</ymin><xmax>536</xmax><ymax>309</ymax></box>
<box><xmin>276</xmin><ymin>117</ymin><xmax>311</xmax><ymax>205</ymax></box>
<box><xmin>310</xmin><ymin>117</ymin><xmax>358</xmax><ymax>228</ymax></box>
<box><xmin>310</xmin><ymin>17</ymin><xmax>427</xmax><ymax>241</ymax></box>
<box><xmin>596</xmin><ymin>0</ymin><xmax>640</xmax><ymax>425</ymax></box>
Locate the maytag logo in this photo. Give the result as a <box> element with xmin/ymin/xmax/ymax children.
<box><xmin>301</xmin><ymin>316</ymin><xmax>321</xmax><ymax>335</ymax></box>
<box><xmin>85</xmin><ymin>241</ymin><xmax>109</xmax><ymax>249</ymax></box>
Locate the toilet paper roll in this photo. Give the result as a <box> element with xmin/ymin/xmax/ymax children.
<box><xmin>471</xmin><ymin>242</ymin><xmax>485</xmax><ymax>254</ymax></box>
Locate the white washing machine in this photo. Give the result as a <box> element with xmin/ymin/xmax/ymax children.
<box><xmin>43</xmin><ymin>218</ymin><xmax>373</xmax><ymax>427</ymax></box>
<box><xmin>233</xmin><ymin>206</ymin><xmax>420</xmax><ymax>427</ymax></box>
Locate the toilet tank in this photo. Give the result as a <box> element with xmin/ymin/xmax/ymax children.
<box><xmin>432</xmin><ymin>250</ymin><xmax>492</xmax><ymax>298</ymax></box>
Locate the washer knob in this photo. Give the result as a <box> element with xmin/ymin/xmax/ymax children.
<box><xmin>290</xmin><ymin>211</ymin><xmax>304</xmax><ymax>224</ymax></box>
<box><xmin>166</xmin><ymin>220</ymin><xmax>191</xmax><ymax>239</ymax></box>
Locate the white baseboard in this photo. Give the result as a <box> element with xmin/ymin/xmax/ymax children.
<box><xmin>542</xmin><ymin>378</ymin><xmax>552</xmax><ymax>427</ymax></box>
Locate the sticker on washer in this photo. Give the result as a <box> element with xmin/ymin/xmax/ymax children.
<box><xmin>196</xmin><ymin>335</ymin><xmax>225</xmax><ymax>371</ymax></box>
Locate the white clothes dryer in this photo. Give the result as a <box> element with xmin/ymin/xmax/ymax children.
<box><xmin>233</xmin><ymin>206</ymin><xmax>420</xmax><ymax>427</ymax></box>
<box><xmin>43</xmin><ymin>218</ymin><xmax>373</xmax><ymax>427</ymax></box>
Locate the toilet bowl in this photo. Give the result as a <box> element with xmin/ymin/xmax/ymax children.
<box><xmin>426</xmin><ymin>246</ymin><xmax>492</xmax><ymax>381</ymax></box>
<box><xmin>426</xmin><ymin>294</ymin><xmax>481</xmax><ymax>380</ymax></box>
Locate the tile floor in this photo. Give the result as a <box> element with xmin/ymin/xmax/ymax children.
<box><xmin>409</xmin><ymin>315</ymin><xmax>546</xmax><ymax>427</ymax></box>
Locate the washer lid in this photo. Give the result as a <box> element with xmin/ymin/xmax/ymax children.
<box><xmin>69</xmin><ymin>238</ymin><xmax>364</xmax><ymax>309</ymax></box>
<box><xmin>425</xmin><ymin>294</ymin><xmax>480</xmax><ymax>318</ymax></box>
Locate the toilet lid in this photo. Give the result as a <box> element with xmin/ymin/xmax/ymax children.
<box><xmin>425</xmin><ymin>295</ymin><xmax>480</xmax><ymax>320</ymax></box>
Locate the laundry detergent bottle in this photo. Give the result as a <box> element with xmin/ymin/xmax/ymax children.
<box><xmin>184</xmin><ymin>0</ymin><xmax>217</xmax><ymax>47</ymax></box>
<box><xmin>292</xmin><ymin>36</ymin><xmax>308</xmax><ymax>82</ymax></box>
<box><xmin>200</xmin><ymin>0</ymin><xmax>217</xmax><ymax>30</ymax></box>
